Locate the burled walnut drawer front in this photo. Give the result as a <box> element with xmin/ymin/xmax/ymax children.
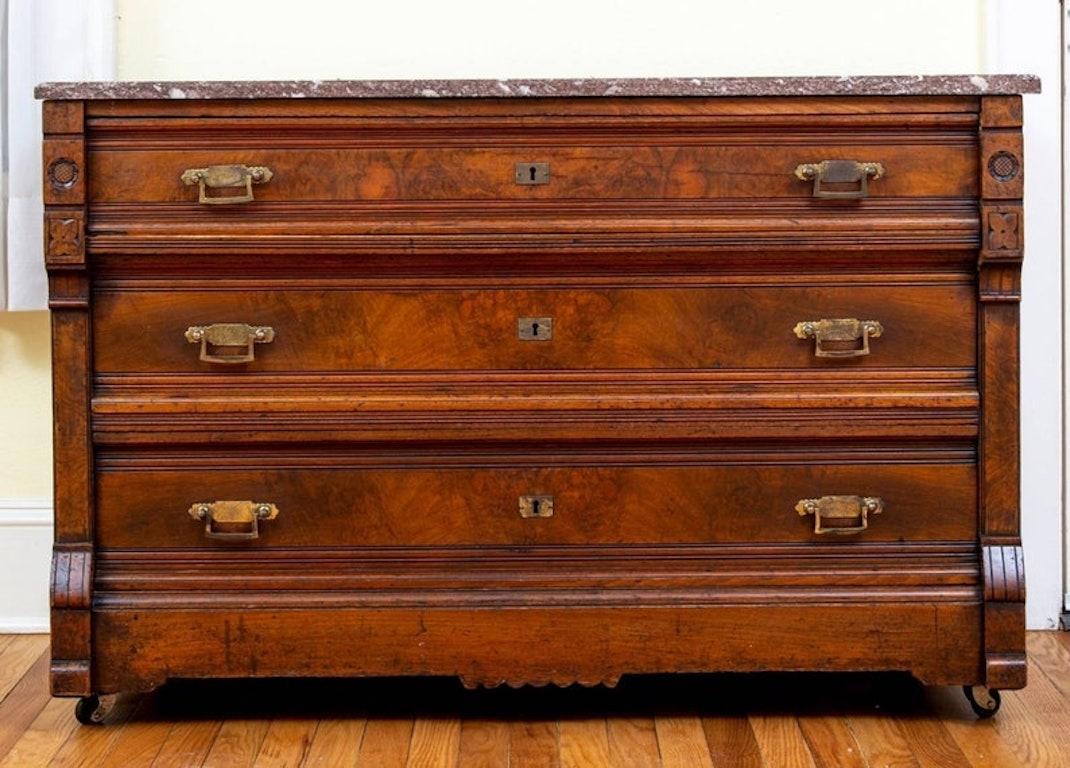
<box><xmin>93</xmin><ymin>282</ymin><xmax>974</xmax><ymax>373</ymax></box>
<box><xmin>88</xmin><ymin>129</ymin><xmax>976</xmax><ymax>206</ymax></box>
<box><xmin>95</xmin><ymin>452</ymin><xmax>976</xmax><ymax>549</ymax></box>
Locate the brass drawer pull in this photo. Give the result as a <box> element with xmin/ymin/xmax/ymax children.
<box><xmin>794</xmin><ymin>318</ymin><xmax>882</xmax><ymax>359</ymax></box>
<box><xmin>796</xmin><ymin>495</ymin><xmax>883</xmax><ymax>535</ymax></box>
<box><xmin>185</xmin><ymin>323</ymin><xmax>275</xmax><ymax>364</ymax></box>
<box><xmin>189</xmin><ymin>501</ymin><xmax>279</xmax><ymax>540</ymax></box>
<box><xmin>794</xmin><ymin>160</ymin><xmax>884</xmax><ymax>199</ymax></box>
<box><xmin>181</xmin><ymin>164</ymin><xmax>273</xmax><ymax>205</ymax></box>
<box><xmin>519</xmin><ymin>495</ymin><xmax>554</xmax><ymax>518</ymax></box>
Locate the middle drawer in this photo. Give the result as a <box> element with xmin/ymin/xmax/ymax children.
<box><xmin>95</xmin><ymin>452</ymin><xmax>976</xmax><ymax>549</ymax></box>
<box><xmin>94</xmin><ymin>281</ymin><xmax>974</xmax><ymax>374</ymax></box>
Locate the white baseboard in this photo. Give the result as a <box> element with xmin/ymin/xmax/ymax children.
<box><xmin>0</xmin><ymin>618</ymin><xmax>49</xmax><ymax>633</ymax></box>
<box><xmin>0</xmin><ymin>499</ymin><xmax>53</xmax><ymax>632</ymax></box>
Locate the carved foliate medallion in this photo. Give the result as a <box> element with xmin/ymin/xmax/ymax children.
<box><xmin>987</xmin><ymin>210</ymin><xmax>1020</xmax><ymax>252</ymax></box>
<box><xmin>45</xmin><ymin>214</ymin><xmax>85</xmax><ymax>265</ymax></box>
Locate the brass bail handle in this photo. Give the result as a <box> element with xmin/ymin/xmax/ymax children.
<box><xmin>794</xmin><ymin>318</ymin><xmax>882</xmax><ymax>359</ymax></box>
<box><xmin>189</xmin><ymin>501</ymin><xmax>279</xmax><ymax>540</ymax></box>
<box><xmin>794</xmin><ymin>160</ymin><xmax>884</xmax><ymax>199</ymax></box>
<box><xmin>796</xmin><ymin>495</ymin><xmax>883</xmax><ymax>535</ymax></box>
<box><xmin>181</xmin><ymin>164</ymin><xmax>273</xmax><ymax>205</ymax></box>
<box><xmin>185</xmin><ymin>323</ymin><xmax>275</xmax><ymax>364</ymax></box>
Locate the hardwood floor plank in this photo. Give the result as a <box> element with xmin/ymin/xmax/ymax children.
<box><xmin>150</xmin><ymin>720</ymin><xmax>223</xmax><ymax>768</ymax></box>
<box><xmin>0</xmin><ymin>697</ymin><xmax>79</xmax><ymax>768</ymax></box>
<box><xmin>655</xmin><ymin>717</ymin><xmax>711</xmax><ymax>768</ymax></box>
<box><xmin>846</xmin><ymin>713</ymin><xmax>921</xmax><ymax>768</ymax></box>
<box><xmin>1027</xmin><ymin>633</ymin><xmax>1070</xmax><ymax>701</ymax></box>
<box><xmin>749</xmin><ymin>715</ymin><xmax>818</xmax><ymax>768</ymax></box>
<box><xmin>559</xmin><ymin>719</ymin><xmax>611</xmax><ymax>768</ymax></box>
<box><xmin>200</xmin><ymin>719</ymin><xmax>270</xmax><ymax>768</ymax></box>
<box><xmin>921</xmin><ymin>683</ymin><xmax>1033</xmax><ymax>768</ymax></box>
<box><xmin>95</xmin><ymin>702</ymin><xmax>174</xmax><ymax>768</ymax></box>
<box><xmin>986</xmin><ymin>690</ymin><xmax>1067</xmax><ymax>767</ymax></box>
<box><xmin>0</xmin><ymin>636</ymin><xmax>50</xmax><ymax>703</ymax></box>
<box><xmin>895</xmin><ymin>716</ymin><xmax>972</xmax><ymax>768</ymax></box>
<box><xmin>405</xmin><ymin>718</ymin><xmax>461</xmax><ymax>768</ymax></box>
<box><xmin>48</xmin><ymin>695</ymin><xmax>141</xmax><ymax>768</ymax></box>
<box><xmin>1004</xmin><ymin>660</ymin><xmax>1070</xmax><ymax>757</ymax></box>
<box><xmin>0</xmin><ymin>651</ymin><xmax>52</xmax><ymax>763</ymax></box>
<box><xmin>606</xmin><ymin>717</ymin><xmax>660</xmax><ymax>768</ymax></box>
<box><xmin>252</xmin><ymin>718</ymin><xmax>317</xmax><ymax>768</ymax></box>
<box><xmin>355</xmin><ymin>719</ymin><xmax>413</xmax><ymax>768</ymax></box>
<box><xmin>301</xmin><ymin>719</ymin><xmax>365</xmax><ymax>768</ymax></box>
<box><xmin>700</xmin><ymin>716</ymin><xmax>762</xmax><ymax>767</ymax></box>
<box><xmin>456</xmin><ymin>720</ymin><xmax>509</xmax><ymax>768</ymax></box>
<box><xmin>796</xmin><ymin>717</ymin><xmax>866</xmax><ymax>768</ymax></box>
<box><xmin>508</xmin><ymin>721</ymin><xmax>559</xmax><ymax>768</ymax></box>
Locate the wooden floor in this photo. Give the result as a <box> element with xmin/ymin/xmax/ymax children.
<box><xmin>1</xmin><ymin>633</ymin><xmax>1069</xmax><ymax>767</ymax></box>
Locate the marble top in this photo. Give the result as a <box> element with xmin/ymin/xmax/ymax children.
<box><xmin>36</xmin><ymin>75</ymin><xmax>1040</xmax><ymax>101</ymax></box>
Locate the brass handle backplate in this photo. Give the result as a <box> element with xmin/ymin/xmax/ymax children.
<box><xmin>794</xmin><ymin>318</ymin><xmax>882</xmax><ymax>358</ymax></box>
<box><xmin>519</xmin><ymin>495</ymin><xmax>554</xmax><ymax>518</ymax></box>
<box><xmin>185</xmin><ymin>323</ymin><xmax>275</xmax><ymax>364</ymax></box>
<box><xmin>181</xmin><ymin>164</ymin><xmax>273</xmax><ymax>205</ymax></box>
<box><xmin>794</xmin><ymin>160</ymin><xmax>884</xmax><ymax>199</ymax></box>
<box><xmin>189</xmin><ymin>501</ymin><xmax>279</xmax><ymax>540</ymax></box>
<box><xmin>796</xmin><ymin>495</ymin><xmax>883</xmax><ymax>535</ymax></box>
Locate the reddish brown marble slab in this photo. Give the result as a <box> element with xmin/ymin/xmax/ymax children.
<box><xmin>36</xmin><ymin>74</ymin><xmax>1039</xmax><ymax>100</ymax></box>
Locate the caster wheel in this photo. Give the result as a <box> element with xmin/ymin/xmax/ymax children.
<box><xmin>74</xmin><ymin>694</ymin><xmax>115</xmax><ymax>725</ymax></box>
<box><xmin>963</xmin><ymin>685</ymin><xmax>1001</xmax><ymax>718</ymax></box>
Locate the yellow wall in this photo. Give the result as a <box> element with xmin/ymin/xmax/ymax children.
<box><xmin>115</xmin><ymin>0</ymin><xmax>986</xmax><ymax>80</ymax></box>
<box><xmin>0</xmin><ymin>312</ymin><xmax>52</xmax><ymax>498</ymax></box>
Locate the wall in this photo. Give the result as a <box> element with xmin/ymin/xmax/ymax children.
<box><xmin>0</xmin><ymin>312</ymin><xmax>53</xmax><ymax>630</ymax></box>
<box><xmin>5</xmin><ymin>0</ymin><xmax>1065</xmax><ymax>630</ymax></box>
<box><xmin>115</xmin><ymin>0</ymin><xmax>986</xmax><ymax>80</ymax></box>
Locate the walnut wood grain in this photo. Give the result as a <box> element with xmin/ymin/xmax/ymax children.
<box><xmin>977</xmin><ymin>97</ymin><xmax>1025</xmax><ymax>691</ymax></box>
<box><xmin>41</xmin><ymin>90</ymin><xmax>1027</xmax><ymax>703</ymax></box>
<box><xmin>92</xmin><ymin>282</ymin><xmax>975</xmax><ymax>374</ymax></box>
<box><xmin>95</xmin><ymin>457</ymin><xmax>976</xmax><ymax>549</ymax></box>
<box><xmin>43</xmin><ymin>100</ymin><xmax>94</xmax><ymax>698</ymax></box>
<box><xmin>90</xmin><ymin>604</ymin><xmax>983</xmax><ymax>694</ymax></box>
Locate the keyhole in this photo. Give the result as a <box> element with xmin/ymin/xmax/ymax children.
<box><xmin>529</xmin><ymin>166</ymin><xmax>538</xmax><ymax>182</ymax></box>
<box><xmin>531</xmin><ymin>499</ymin><xmax>541</xmax><ymax>515</ymax></box>
<box><xmin>531</xmin><ymin>321</ymin><xmax>541</xmax><ymax>337</ymax></box>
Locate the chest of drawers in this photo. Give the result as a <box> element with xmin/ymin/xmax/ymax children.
<box><xmin>37</xmin><ymin>76</ymin><xmax>1037</xmax><ymax>722</ymax></box>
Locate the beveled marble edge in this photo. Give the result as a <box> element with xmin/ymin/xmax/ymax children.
<box><xmin>35</xmin><ymin>74</ymin><xmax>1040</xmax><ymax>100</ymax></box>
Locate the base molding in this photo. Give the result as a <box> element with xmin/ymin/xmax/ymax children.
<box><xmin>0</xmin><ymin>499</ymin><xmax>53</xmax><ymax>633</ymax></box>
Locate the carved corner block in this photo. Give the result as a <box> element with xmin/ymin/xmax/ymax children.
<box><xmin>45</xmin><ymin>211</ymin><xmax>86</xmax><ymax>268</ymax></box>
<box><xmin>50</xmin><ymin>545</ymin><xmax>93</xmax><ymax>695</ymax></box>
<box><xmin>42</xmin><ymin>100</ymin><xmax>85</xmax><ymax>135</ymax></box>
<box><xmin>979</xmin><ymin>204</ymin><xmax>1023</xmax><ymax>302</ymax></box>
<box><xmin>982</xmin><ymin>544</ymin><xmax>1026</xmax><ymax>690</ymax></box>
<box><xmin>42</xmin><ymin>137</ymin><xmax>85</xmax><ymax>206</ymax></box>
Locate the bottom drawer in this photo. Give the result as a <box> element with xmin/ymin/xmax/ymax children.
<box><xmin>96</xmin><ymin>450</ymin><xmax>976</xmax><ymax>548</ymax></box>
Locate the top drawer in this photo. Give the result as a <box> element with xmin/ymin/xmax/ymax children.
<box><xmin>86</xmin><ymin>109</ymin><xmax>979</xmax><ymax>206</ymax></box>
